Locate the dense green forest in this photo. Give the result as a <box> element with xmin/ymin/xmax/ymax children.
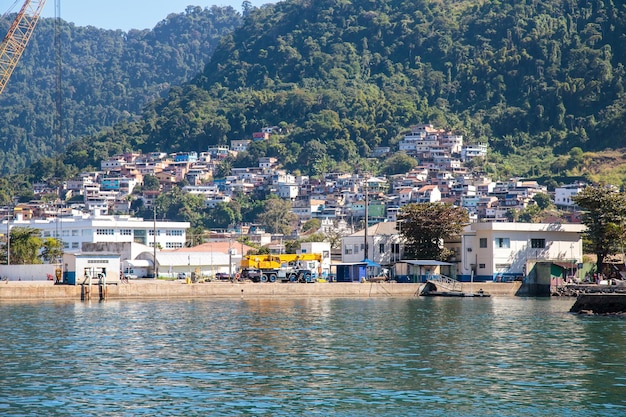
<box><xmin>6</xmin><ymin>0</ymin><xmax>626</xmax><ymax>186</ymax></box>
<box><xmin>0</xmin><ymin>5</ymin><xmax>242</xmax><ymax>174</ymax></box>
<box><xmin>62</xmin><ymin>0</ymin><xmax>625</xmax><ymax>181</ymax></box>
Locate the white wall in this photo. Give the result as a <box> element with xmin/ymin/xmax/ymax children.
<box><xmin>0</xmin><ymin>265</ymin><xmax>57</xmax><ymax>281</ymax></box>
<box><xmin>461</xmin><ymin>222</ymin><xmax>585</xmax><ymax>279</ymax></box>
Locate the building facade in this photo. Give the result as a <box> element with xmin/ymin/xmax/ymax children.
<box><xmin>8</xmin><ymin>213</ymin><xmax>190</xmax><ymax>253</ymax></box>
<box><xmin>456</xmin><ymin>222</ymin><xmax>585</xmax><ymax>282</ymax></box>
<box><xmin>341</xmin><ymin>222</ymin><xmax>405</xmax><ymax>266</ymax></box>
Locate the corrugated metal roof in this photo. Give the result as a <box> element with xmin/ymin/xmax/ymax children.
<box><xmin>400</xmin><ymin>260</ymin><xmax>454</xmax><ymax>266</ymax></box>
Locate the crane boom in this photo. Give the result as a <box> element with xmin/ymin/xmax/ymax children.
<box><xmin>0</xmin><ymin>0</ymin><xmax>48</xmax><ymax>95</ymax></box>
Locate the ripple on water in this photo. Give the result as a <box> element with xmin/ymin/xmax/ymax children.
<box><xmin>0</xmin><ymin>297</ymin><xmax>624</xmax><ymax>416</ymax></box>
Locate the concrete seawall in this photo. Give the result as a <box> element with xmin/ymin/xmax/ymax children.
<box><xmin>0</xmin><ymin>280</ymin><xmax>522</xmax><ymax>301</ymax></box>
<box><xmin>570</xmin><ymin>293</ymin><xmax>626</xmax><ymax>314</ymax></box>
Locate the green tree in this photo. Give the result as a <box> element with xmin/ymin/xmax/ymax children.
<box><xmin>242</xmin><ymin>0</ymin><xmax>253</xmax><ymax>17</ymax></box>
<box><xmin>532</xmin><ymin>193</ymin><xmax>553</xmax><ymax>210</ymax></box>
<box><xmin>324</xmin><ymin>228</ymin><xmax>346</xmax><ymax>250</ymax></box>
<box><xmin>155</xmin><ymin>188</ymin><xmax>206</xmax><ymax>227</ymax></box>
<box><xmin>257</xmin><ymin>198</ymin><xmax>299</xmax><ymax>235</ymax></box>
<box><xmin>302</xmin><ymin>218</ymin><xmax>321</xmax><ymax>233</ymax></box>
<box><xmin>381</xmin><ymin>152</ymin><xmax>418</xmax><ymax>176</ymax></box>
<box><xmin>505</xmin><ymin>208</ymin><xmax>518</xmax><ymax>222</ymax></box>
<box><xmin>572</xmin><ymin>185</ymin><xmax>626</xmax><ymax>274</ymax></box>
<box><xmin>9</xmin><ymin>227</ymin><xmax>43</xmax><ymax>264</ymax></box>
<box><xmin>518</xmin><ymin>204</ymin><xmax>541</xmax><ymax>223</ymax></box>
<box><xmin>143</xmin><ymin>174</ymin><xmax>160</xmax><ymax>191</ymax></box>
<box><xmin>41</xmin><ymin>237</ymin><xmax>63</xmax><ymax>264</ymax></box>
<box><xmin>398</xmin><ymin>202</ymin><xmax>469</xmax><ymax>261</ymax></box>
<box><xmin>205</xmin><ymin>202</ymin><xmax>240</xmax><ymax>229</ymax></box>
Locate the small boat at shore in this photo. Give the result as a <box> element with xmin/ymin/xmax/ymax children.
<box><xmin>422</xmin><ymin>290</ymin><xmax>491</xmax><ymax>297</ymax></box>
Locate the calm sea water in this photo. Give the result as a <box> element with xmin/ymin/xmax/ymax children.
<box><xmin>0</xmin><ymin>296</ymin><xmax>624</xmax><ymax>417</ymax></box>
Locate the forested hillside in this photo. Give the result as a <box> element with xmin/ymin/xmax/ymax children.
<box><xmin>71</xmin><ymin>0</ymin><xmax>625</xmax><ymax>181</ymax></box>
<box><xmin>0</xmin><ymin>5</ymin><xmax>242</xmax><ymax>174</ymax></box>
<box><xmin>4</xmin><ymin>0</ymin><xmax>626</xmax><ymax>186</ymax></box>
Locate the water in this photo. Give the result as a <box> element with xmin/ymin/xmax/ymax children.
<box><xmin>0</xmin><ymin>297</ymin><xmax>624</xmax><ymax>416</ymax></box>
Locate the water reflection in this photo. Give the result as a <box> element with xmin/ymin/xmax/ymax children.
<box><xmin>0</xmin><ymin>297</ymin><xmax>624</xmax><ymax>416</ymax></box>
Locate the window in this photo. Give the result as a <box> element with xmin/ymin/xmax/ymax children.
<box><xmin>96</xmin><ymin>229</ymin><xmax>114</xmax><ymax>235</ymax></box>
<box><xmin>531</xmin><ymin>238</ymin><xmax>546</xmax><ymax>248</ymax></box>
<box><xmin>379</xmin><ymin>244</ymin><xmax>385</xmax><ymax>253</ymax></box>
<box><xmin>72</xmin><ymin>230</ymin><xmax>79</xmax><ymax>236</ymax></box>
<box><xmin>120</xmin><ymin>229</ymin><xmax>132</xmax><ymax>236</ymax></box>
<box><xmin>479</xmin><ymin>264</ymin><xmax>485</xmax><ymax>269</ymax></box>
<box><xmin>166</xmin><ymin>242</ymin><xmax>183</xmax><ymax>249</ymax></box>
<box><xmin>354</xmin><ymin>244</ymin><xmax>359</xmax><ymax>253</ymax></box>
<box><xmin>71</xmin><ymin>242</ymin><xmax>79</xmax><ymax>249</ymax></box>
<box><xmin>479</xmin><ymin>238</ymin><xmax>487</xmax><ymax>248</ymax></box>
<box><xmin>149</xmin><ymin>229</ymin><xmax>161</xmax><ymax>236</ymax></box>
<box><xmin>166</xmin><ymin>230</ymin><xmax>183</xmax><ymax>236</ymax></box>
<box><xmin>345</xmin><ymin>247</ymin><xmax>353</xmax><ymax>255</ymax></box>
<box><xmin>495</xmin><ymin>238</ymin><xmax>510</xmax><ymax>248</ymax></box>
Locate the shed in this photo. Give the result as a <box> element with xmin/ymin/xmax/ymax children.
<box><xmin>334</xmin><ymin>263</ymin><xmax>367</xmax><ymax>283</ymax></box>
<box><xmin>63</xmin><ymin>253</ymin><xmax>121</xmax><ymax>285</ymax></box>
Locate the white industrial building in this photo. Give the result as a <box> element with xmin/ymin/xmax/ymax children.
<box><xmin>6</xmin><ymin>213</ymin><xmax>190</xmax><ymax>255</ymax></box>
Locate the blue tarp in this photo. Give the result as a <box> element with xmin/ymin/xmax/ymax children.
<box><xmin>361</xmin><ymin>258</ymin><xmax>381</xmax><ymax>267</ymax></box>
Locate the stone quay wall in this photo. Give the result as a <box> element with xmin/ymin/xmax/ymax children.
<box><xmin>569</xmin><ymin>293</ymin><xmax>626</xmax><ymax>314</ymax></box>
<box><xmin>0</xmin><ymin>280</ymin><xmax>521</xmax><ymax>301</ymax></box>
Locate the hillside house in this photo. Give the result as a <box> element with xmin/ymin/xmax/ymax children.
<box><xmin>230</xmin><ymin>139</ymin><xmax>251</xmax><ymax>152</ymax></box>
<box><xmin>554</xmin><ymin>183</ymin><xmax>586</xmax><ymax>209</ymax></box>
<box><xmin>461</xmin><ymin>144</ymin><xmax>488</xmax><ymax>161</ymax></box>
<box><xmin>415</xmin><ymin>185</ymin><xmax>441</xmax><ymax>203</ymax></box>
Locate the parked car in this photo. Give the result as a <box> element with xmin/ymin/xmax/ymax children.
<box><xmin>177</xmin><ymin>272</ymin><xmax>187</xmax><ymax>280</ymax></box>
<box><xmin>214</xmin><ymin>272</ymin><xmax>230</xmax><ymax>281</ymax></box>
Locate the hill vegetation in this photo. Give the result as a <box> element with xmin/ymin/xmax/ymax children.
<box><xmin>58</xmin><ymin>0</ymin><xmax>625</xmax><ymax>182</ymax></box>
<box><xmin>0</xmin><ymin>5</ymin><xmax>242</xmax><ymax>174</ymax></box>
<box><xmin>5</xmin><ymin>0</ymin><xmax>626</xmax><ymax>193</ymax></box>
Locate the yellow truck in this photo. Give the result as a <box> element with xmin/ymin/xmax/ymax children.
<box><xmin>240</xmin><ymin>253</ymin><xmax>323</xmax><ymax>283</ymax></box>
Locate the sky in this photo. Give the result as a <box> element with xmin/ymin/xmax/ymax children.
<box><xmin>35</xmin><ymin>0</ymin><xmax>271</xmax><ymax>31</ymax></box>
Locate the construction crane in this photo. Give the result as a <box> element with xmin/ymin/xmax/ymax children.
<box><xmin>0</xmin><ymin>0</ymin><xmax>48</xmax><ymax>95</ymax></box>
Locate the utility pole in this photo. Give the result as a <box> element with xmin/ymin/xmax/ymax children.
<box><xmin>228</xmin><ymin>235</ymin><xmax>233</xmax><ymax>279</ymax></box>
<box><xmin>364</xmin><ymin>179</ymin><xmax>369</xmax><ymax>260</ymax></box>
<box><xmin>153</xmin><ymin>204</ymin><xmax>158</xmax><ymax>278</ymax></box>
<box><xmin>6</xmin><ymin>207</ymin><xmax>10</xmax><ymax>265</ymax></box>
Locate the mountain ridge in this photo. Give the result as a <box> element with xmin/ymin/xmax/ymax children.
<box><xmin>0</xmin><ymin>5</ymin><xmax>243</xmax><ymax>174</ymax></box>
<box><xmin>4</xmin><ymin>0</ymin><xmax>626</xmax><ymax>189</ymax></box>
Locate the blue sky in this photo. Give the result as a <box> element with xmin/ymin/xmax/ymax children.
<box><xmin>37</xmin><ymin>1</ymin><xmax>271</xmax><ymax>31</ymax></box>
